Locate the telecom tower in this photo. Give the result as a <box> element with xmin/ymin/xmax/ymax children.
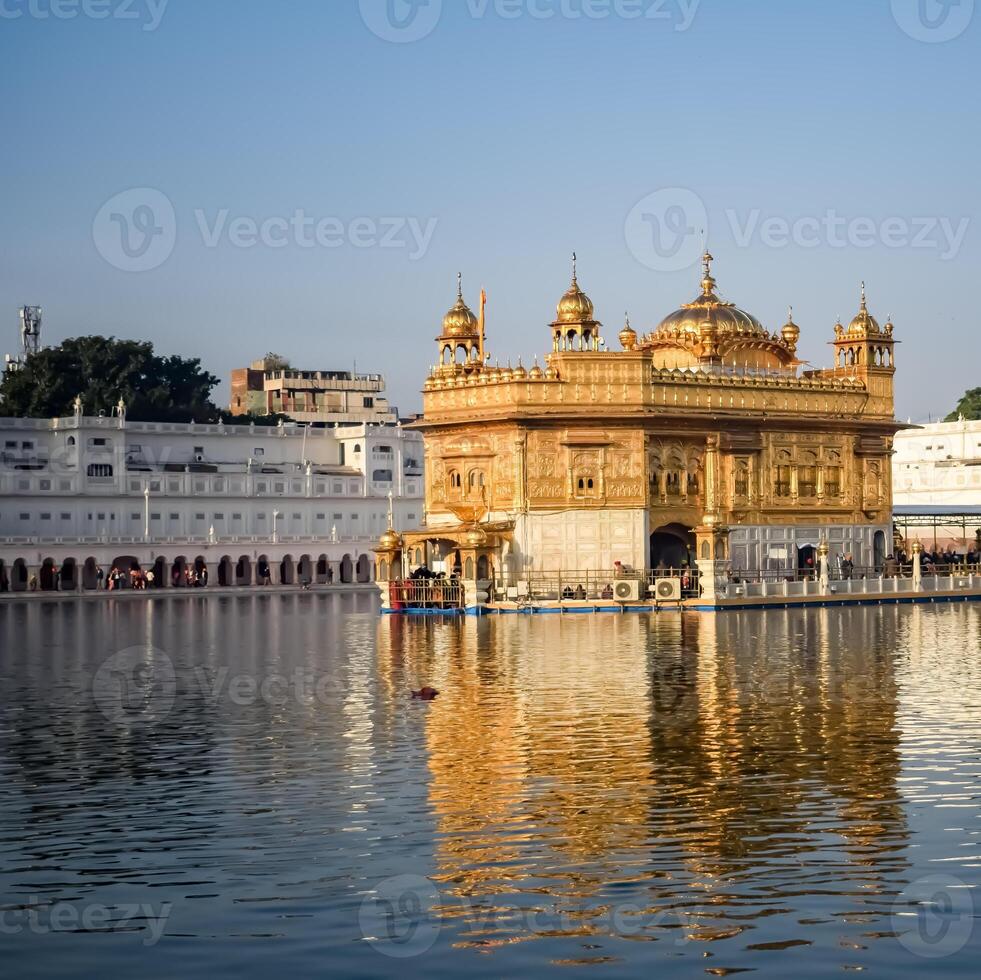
<box><xmin>19</xmin><ymin>306</ymin><xmax>42</xmax><ymax>356</ymax></box>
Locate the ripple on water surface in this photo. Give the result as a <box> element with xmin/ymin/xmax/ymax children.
<box><xmin>0</xmin><ymin>596</ymin><xmax>980</xmax><ymax>978</ymax></box>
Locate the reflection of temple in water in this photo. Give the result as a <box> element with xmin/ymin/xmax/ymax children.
<box><xmin>377</xmin><ymin>607</ymin><xmax>910</xmax><ymax>936</ymax></box>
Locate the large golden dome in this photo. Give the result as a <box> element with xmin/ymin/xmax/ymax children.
<box><xmin>653</xmin><ymin>252</ymin><xmax>769</xmax><ymax>340</ymax></box>
<box><xmin>440</xmin><ymin>274</ymin><xmax>479</xmax><ymax>338</ymax></box>
<box><xmin>553</xmin><ymin>254</ymin><xmax>598</xmax><ymax>325</ymax></box>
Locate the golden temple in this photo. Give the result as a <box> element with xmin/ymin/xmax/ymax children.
<box><xmin>377</xmin><ymin>254</ymin><xmax>900</xmax><ymax>592</ymax></box>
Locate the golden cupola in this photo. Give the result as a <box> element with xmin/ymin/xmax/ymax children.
<box><xmin>781</xmin><ymin>307</ymin><xmax>801</xmax><ymax>355</ymax></box>
<box><xmin>833</xmin><ymin>283</ymin><xmax>896</xmax><ymax>372</ymax></box>
<box><xmin>847</xmin><ymin>283</ymin><xmax>882</xmax><ymax>337</ymax></box>
<box><xmin>640</xmin><ymin>253</ymin><xmax>797</xmax><ymax>371</ymax></box>
<box><xmin>435</xmin><ymin>273</ymin><xmax>484</xmax><ymax>375</ymax></box>
<box><xmin>552</xmin><ymin>254</ymin><xmax>602</xmax><ymax>352</ymax></box>
<box><xmin>619</xmin><ymin>314</ymin><xmax>638</xmax><ymax>351</ymax></box>
<box><xmin>440</xmin><ymin>273</ymin><xmax>479</xmax><ymax>338</ymax></box>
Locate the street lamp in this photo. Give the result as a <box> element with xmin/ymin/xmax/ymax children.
<box><xmin>144</xmin><ymin>486</ymin><xmax>150</xmax><ymax>540</ymax></box>
<box><xmin>272</xmin><ymin>510</ymin><xmax>281</xmax><ymax>544</ymax></box>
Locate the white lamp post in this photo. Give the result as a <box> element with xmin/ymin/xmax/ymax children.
<box><xmin>272</xmin><ymin>510</ymin><xmax>281</xmax><ymax>544</ymax></box>
<box><xmin>144</xmin><ymin>486</ymin><xmax>150</xmax><ymax>540</ymax></box>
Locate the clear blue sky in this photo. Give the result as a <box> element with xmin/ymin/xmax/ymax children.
<box><xmin>1</xmin><ymin>0</ymin><xmax>978</xmax><ymax>421</ymax></box>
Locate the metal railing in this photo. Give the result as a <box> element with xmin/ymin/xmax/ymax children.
<box><xmin>389</xmin><ymin>580</ymin><xmax>464</xmax><ymax>610</ymax></box>
<box><xmin>729</xmin><ymin>562</ymin><xmax>981</xmax><ymax>584</ymax></box>
<box><xmin>512</xmin><ymin>570</ymin><xmax>700</xmax><ymax>602</ymax></box>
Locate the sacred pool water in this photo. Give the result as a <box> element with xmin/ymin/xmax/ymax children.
<box><xmin>1</xmin><ymin>596</ymin><xmax>979</xmax><ymax>978</ymax></box>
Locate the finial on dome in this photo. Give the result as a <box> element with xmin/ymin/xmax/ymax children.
<box><xmin>457</xmin><ymin>271</ymin><xmax>463</xmax><ymax>300</ymax></box>
<box><xmin>701</xmin><ymin>251</ymin><xmax>717</xmax><ymax>297</ymax></box>
<box><xmin>860</xmin><ymin>281</ymin><xmax>867</xmax><ymax>312</ymax></box>
<box><xmin>572</xmin><ymin>252</ymin><xmax>578</xmax><ymax>285</ymax></box>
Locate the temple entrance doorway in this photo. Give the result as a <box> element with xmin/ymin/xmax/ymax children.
<box><xmin>650</xmin><ymin>524</ymin><xmax>695</xmax><ymax>572</ymax></box>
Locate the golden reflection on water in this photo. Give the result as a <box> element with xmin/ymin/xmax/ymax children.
<box><xmin>377</xmin><ymin>606</ymin><xmax>932</xmax><ymax>954</ymax></box>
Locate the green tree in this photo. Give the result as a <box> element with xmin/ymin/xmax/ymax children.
<box><xmin>0</xmin><ymin>336</ymin><xmax>221</xmax><ymax>423</ymax></box>
<box><xmin>946</xmin><ymin>388</ymin><xmax>981</xmax><ymax>422</ymax></box>
<box><xmin>218</xmin><ymin>410</ymin><xmax>293</xmax><ymax>427</ymax></box>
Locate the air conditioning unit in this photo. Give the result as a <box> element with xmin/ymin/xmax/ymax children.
<box><xmin>614</xmin><ymin>580</ymin><xmax>641</xmax><ymax>602</ymax></box>
<box><xmin>654</xmin><ymin>577</ymin><xmax>682</xmax><ymax>602</ymax></box>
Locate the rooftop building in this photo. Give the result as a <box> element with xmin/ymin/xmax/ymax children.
<box><xmin>229</xmin><ymin>356</ymin><xmax>397</xmax><ymax>425</ymax></box>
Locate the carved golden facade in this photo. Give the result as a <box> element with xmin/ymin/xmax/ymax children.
<box><xmin>387</xmin><ymin>255</ymin><xmax>900</xmax><ymax>578</ymax></box>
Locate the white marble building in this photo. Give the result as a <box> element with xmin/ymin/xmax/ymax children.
<box><xmin>0</xmin><ymin>407</ymin><xmax>423</xmax><ymax>592</ymax></box>
<box><xmin>893</xmin><ymin>418</ymin><xmax>981</xmax><ymax>506</ymax></box>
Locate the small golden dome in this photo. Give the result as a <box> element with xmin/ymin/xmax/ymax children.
<box><xmin>781</xmin><ymin>307</ymin><xmax>801</xmax><ymax>351</ymax></box>
<box><xmin>378</xmin><ymin>527</ymin><xmax>403</xmax><ymax>551</ymax></box>
<box><xmin>529</xmin><ymin>360</ymin><xmax>544</xmax><ymax>380</ymax></box>
<box><xmin>619</xmin><ymin>314</ymin><xmax>638</xmax><ymax>351</ymax></box>
<box><xmin>553</xmin><ymin>253</ymin><xmax>597</xmax><ymax>324</ymax></box>
<box><xmin>440</xmin><ymin>273</ymin><xmax>479</xmax><ymax>338</ymax></box>
<box><xmin>464</xmin><ymin>525</ymin><xmax>488</xmax><ymax>548</ymax></box>
<box><xmin>512</xmin><ymin>361</ymin><xmax>527</xmax><ymax>379</ymax></box>
<box><xmin>847</xmin><ymin>283</ymin><xmax>880</xmax><ymax>336</ymax></box>
<box><xmin>545</xmin><ymin>363</ymin><xmax>559</xmax><ymax>380</ymax></box>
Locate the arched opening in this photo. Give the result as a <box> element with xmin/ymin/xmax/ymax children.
<box><xmin>296</xmin><ymin>554</ymin><xmax>312</xmax><ymax>586</ymax></box>
<box><xmin>316</xmin><ymin>555</ymin><xmax>329</xmax><ymax>585</ymax></box>
<box><xmin>218</xmin><ymin>556</ymin><xmax>233</xmax><ymax>587</ymax></box>
<box><xmin>40</xmin><ymin>558</ymin><xmax>57</xmax><ymax>592</ymax></box>
<box><xmin>477</xmin><ymin>555</ymin><xmax>490</xmax><ymax>581</ymax></box>
<box><xmin>152</xmin><ymin>557</ymin><xmax>166</xmax><ymax>588</ymax></box>
<box><xmin>171</xmin><ymin>556</ymin><xmax>188</xmax><ymax>588</ymax></box>
<box><xmin>650</xmin><ymin>524</ymin><xmax>696</xmax><ymax>572</ymax></box>
<box><xmin>378</xmin><ymin>558</ymin><xmax>389</xmax><ymax>582</ymax></box>
<box><xmin>256</xmin><ymin>555</ymin><xmax>272</xmax><ymax>585</ymax></box>
<box><xmin>0</xmin><ymin>559</ymin><xmax>8</xmax><ymax>594</ymax></box>
<box><xmin>464</xmin><ymin>556</ymin><xmax>474</xmax><ymax>579</ymax></box>
<box><xmin>340</xmin><ymin>554</ymin><xmax>354</xmax><ymax>584</ymax></box>
<box><xmin>280</xmin><ymin>554</ymin><xmax>295</xmax><ymax>586</ymax></box>
<box><xmin>193</xmin><ymin>557</ymin><xmax>209</xmax><ymax>587</ymax></box>
<box><xmin>82</xmin><ymin>558</ymin><xmax>99</xmax><ymax>591</ymax></box>
<box><xmin>236</xmin><ymin>556</ymin><xmax>253</xmax><ymax>587</ymax></box>
<box><xmin>797</xmin><ymin>545</ymin><xmax>817</xmax><ymax>576</ymax></box>
<box><xmin>110</xmin><ymin>557</ymin><xmax>141</xmax><ymax>590</ymax></box>
<box><xmin>60</xmin><ymin>558</ymin><xmax>77</xmax><ymax>591</ymax></box>
<box><xmin>874</xmin><ymin>530</ymin><xmax>886</xmax><ymax>574</ymax></box>
<box><xmin>12</xmin><ymin>559</ymin><xmax>29</xmax><ymax>593</ymax></box>
<box><xmin>356</xmin><ymin>554</ymin><xmax>372</xmax><ymax>583</ymax></box>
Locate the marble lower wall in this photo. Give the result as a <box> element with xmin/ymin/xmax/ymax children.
<box><xmin>511</xmin><ymin>509</ymin><xmax>649</xmax><ymax>576</ymax></box>
<box><xmin>729</xmin><ymin>523</ymin><xmax>893</xmax><ymax>571</ymax></box>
